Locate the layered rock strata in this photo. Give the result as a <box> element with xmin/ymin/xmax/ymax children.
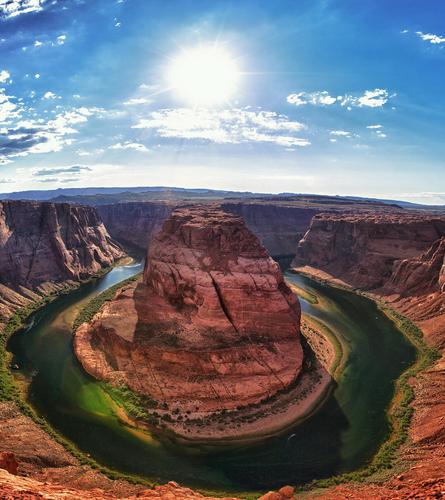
<box><xmin>75</xmin><ymin>207</ymin><xmax>304</xmax><ymax>413</ymax></box>
<box><xmin>294</xmin><ymin>213</ymin><xmax>445</xmax><ymax>289</ymax></box>
<box><xmin>0</xmin><ymin>200</ymin><xmax>123</xmax><ymax>324</ymax></box>
<box><xmin>97</xmin><ymin>201</ymin><xmax>174</xmax><ymax>253</ymax></box>
<box><xmin>293</xmin><ymin>213</ymin><xmax>445</xmax><ymax>498</ymax></box>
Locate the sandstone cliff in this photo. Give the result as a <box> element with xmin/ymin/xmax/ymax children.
<box><xmin>97</xmin><ymin>200</ymin><xmax>324</xmax><ymax>259</ymax></box>
<box><xmin>221</xmin><ymin>202</ymin><xmax>320</xmax><ymax>258</ymax></box>
<box><xmin>97</xmin><ymin>202</ymin><xmax>174</xmax><ymax>253</ymax></box>
<box><xmin>75</xmin><ymin>206</ymin><xmax>304</xmax><ymax>414</ymax></box>
<box><xmin>293</xmin><ymin>212</ymin><xmax>445</xmax><ymax>499</ymax></box>
<box><xmin>0</xmin><ymin>200</ymin><xmax>123</xmax><ymax>323</ymax></box>
<box><xmin>294</xmin><ymin>213</ymin><xmax>445</xmax><ymax>290</ymax></box>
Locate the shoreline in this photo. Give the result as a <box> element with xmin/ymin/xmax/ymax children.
<box><xmin>1</xmin><ymin>268</ymin><xmax>424</xmax><ymax>498</ymax></box>
<box><xmin>74</xmin><ymin>276</ymin><xmax>347</xmax><ymax>447</ymax></box>
<box><xmin>289</xmin><ymin>266</ymin><xmax>439</xmax><ymax>492</ymax></box>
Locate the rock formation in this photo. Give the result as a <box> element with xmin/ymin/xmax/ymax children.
<box><xmin>0</xmin><ymin>200</ymin><xmax>123</xmax><ymax>324</ymax></box>
<box><xmin>75</xmin><ymin>206</ymin><xmax>303</xmax><ymax>413</ymax></box>
<box><xmin>294</xmin><ymin>213</ymin><xmax>445</xmax><ymax>289</ymax></box>
<box><xmin>293</xmin><ymin>211</ymin><xmax>445</xmax><ymax>499</ymax></box>
<box><xmin>97</xmin><ymin>201</ymin><xmax>174</xmax><ymax>253</ymax></box>
<box><xmin>221</xmin><ymin>202</ymin><xmax>321</xmax><ymax>258</ymax></box>
<box><xmin>0</xmin><ymin>452</ymin><xmax>18</xmax><ymax>475</ymax></box>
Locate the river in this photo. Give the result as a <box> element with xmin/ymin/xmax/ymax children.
<box><xmin>7</xmin><ymin>263</ymin><xmax>416</xmax><ymax>493</ymax></box>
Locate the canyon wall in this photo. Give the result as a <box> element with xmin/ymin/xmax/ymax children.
<box><xmin>221</xmin><ymin>202</ymin><xmax>321</xmax><ymax>258</ymax></box>
<box><xmin>97</xmin><ymin>202</ymin><xmax>174</xmax><ymax>253</ymax></box>
<box><xmin>293</xmin><ymin>211</ymin><xmax>445</xmax><ymax>498</ymax></box>
<box><xmin>0</xmin><ymin>200</ymin><xmax>123</xmax><ymax>323</ymax></box>
<box><xmin>75</xmin><ymin>206</ymin><xmax>304</xmax><ymax>413</ymax></box>
<box><xmin>97</xmin><ymin>200</ymin><xmax>324</xmax><ymax>258</ymax></box>
<box><xmin>294</xmin><ymin>213</ymin><xmax>445</xmax><ymax>289</ymax></box>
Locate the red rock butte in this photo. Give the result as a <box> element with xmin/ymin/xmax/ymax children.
<box><xmin>74</xmin><ymin>206</ymin><xmax>304</xmax><ymax>413</ymax></box>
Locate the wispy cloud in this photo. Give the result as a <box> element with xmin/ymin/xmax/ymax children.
<box><xmin>287</xmin><ymin>89</ymin><xmax>392</xmax><ymax>108</ymax></box>
<box><xmin>32</xmin><ymin>165</ymin><xmax>92</xmax><ymax>177</ymax></box>
<box><xmin>367</xmin><ymin>124</ymin><xmax>387</xmax><ymax>138</ymax></box>
<box><xmin>0</xmin><ymin>70</ymin><xmax>10</xmax><ymax>83</ymax></box>
<box><xmin>330</xmin><ymin>130</ymin><xmax>351</xmax><ymax>137</ymax></box>
<box><xmin>123</xmin><ymin>97</ymin><xmax>153</xmax><ymax>106</ymax></box>
<box><xmin>109</xmin><ymin>141</ymin><xmax>149</xmax><ymax>152</ymax></box>
<box><xmin>132</xmin><ymin>108</ymin><xmax>310</xmax><ymax>148</ymax></box>
<box><xmin>416</xmin><ymin>31</ymin><xmax>445</xmax><ymax>44</ymax></box>
<box><xmin>0</xmin><ymin>0</ymin><xmax>53</xmax><ymax>19</ymax></box>
<box><xmin>0</xmin><ymin>106</ymin><xmax>102</xmax><ymax>163</ymax></box>
<box><xmin>43</xmin><ymin>91</ymin><xmax>59</xmax><ymax>100</ymax></box>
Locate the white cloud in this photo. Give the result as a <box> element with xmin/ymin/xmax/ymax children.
<box><xmin>34</xmin><ymin>40</ymin><xmax>43</xmax><ymax>47</ymax></box>
<box><xmin>109</xmin><ymin>141</ymin><xmax>149</xmax><ymax>152</ymax></box>
<box><xmin>330</xmin><ymin>130</ymin><xmax>351</xmax><ymax>137</ymax></box>
<box><xmin>287</xmin><ymin>88</ymin><xmax>391</xmax><ymax>108</ymax></box>
<box><xmin>0</xmin><ymin>90</ymin><xmax>19</xmax><ymax>123</ymax></box>
<box><xmin>0</xmin><ymin>0</ymin><xmax>52</xmax><ymax>18</ymax></box>
<box><xmin>132</xmin><ymin>108</ymin><xmax>310</xmax><ymax>148</ymax></box>
<box><xmin>367</xmin><ymin>124</ymin><xmax>387</xmax><ymax>139</ymax></box>
<box><xmin>0</xmin><ymin>70</ymin><xmax>10</xmax><ymax>83</ymax></box>
<box><xmin>35</xmin><ymin>73</ymin><xmax>40</xmax><ymax>79</ymax></box>
<box><xmin>287</xmin><ymin>91</ymin><xmax>338</xmax><ymax>106</ymax></box>
<box><xmin>57</xmin><ymin>34</ymin><xmax>66</xmax><ymax>45</ymax></box>
<box><xmin>43</xmin><ymin>91</ymin><xmax>58</xmax><ymax>100</ymax></box>
<box><xmin>416</xmin><ymin>31</ymin><xmax>445</xmax><ymax>44</ymax></box>
<box><xmin>0</xmin><ymin>107</ymin><xmax>101</xmax><ymax>162</ymax></box>
<box><xmin>123</xmin><ymin>97</ymin><xmax>153</xmax><ymax>106</ymax></box>
<box><xmin>356</xmin><ymin>89</ymin><xmax>389</xmax><ymax>108</ymax></box>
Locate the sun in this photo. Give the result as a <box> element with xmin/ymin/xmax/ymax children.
<box><xmin>166</xmin><ymin>45</ymin><xmax>240</xmax><ymax>106</ymax></box>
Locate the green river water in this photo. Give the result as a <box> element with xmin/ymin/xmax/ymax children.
<box><xmin>7</xmin><ymin>263</ymin><xmax>416</xmax><ymax>493</ymax></box>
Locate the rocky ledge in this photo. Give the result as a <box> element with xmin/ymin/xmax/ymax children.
<box><xmin>75</xmin><ymin>206</ymin><xmax>304</xmax><ymax>423</ymax></box>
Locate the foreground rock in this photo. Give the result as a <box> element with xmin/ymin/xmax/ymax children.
<box><xmin>0</xmin><ymin>466</ymin><xmax>239</xmax><ymax>499</ymax></box>
<box><xmin>0</xmin><ymin>200</ymin><xmax>123</xmax><ymax>325</ymax></box>
<box><xmin>75</xmin><ymin>206</ymin><xmax>304</xmax><ymax>417</ymax></box>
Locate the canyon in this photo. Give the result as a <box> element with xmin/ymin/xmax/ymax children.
<box><xmin>0</xmin><ymin>200</ymin><xmax>123</xmax><ymax>325</ymax></box>
<box><xmin>96</xmin><ymin>196</ymin><xmax>401</xmax><ymax>259</ymax></box>
<box><xmin>1</xmin><ymin>194</ymin><xmax>445</xmax><ymax>498</ymax></box>
<box><xmin>74</xmin><ymin>206</ymin><xmax>305</xmax><ymax>424</ymax></box>
<box><xmin>293</xmin><ymin>211</ymin><xmax>445</xmax><ymax>499</ymax></box>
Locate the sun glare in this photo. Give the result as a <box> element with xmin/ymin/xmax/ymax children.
<box><xmin>167</xmin><ymin>45</ymin><xmax>240</xmax><ymax>106</ymax></box>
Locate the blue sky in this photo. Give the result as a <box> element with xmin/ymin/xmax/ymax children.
<box><xmin>0</xmin><ymin>0</ymin><xmax>444</xmax><ymax>203</ymax></box>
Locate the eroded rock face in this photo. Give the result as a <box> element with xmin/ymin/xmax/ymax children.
<box><xmin>0</xmin><ymin>452</ymin><xmax>18</xmax><ymax>475</ymax></box>
<box><xmin>221</xmin><ymin>202</ymin><xmax>321</xmax><ymax>258</ymax></box>
<box><xmin>75</xmin><ymin>207</ymin><xmax>303</xmax><ymax>412</ymax></box>
<box><xmin>97</xmin><ymin>202</ymin><xmax>174</xmax><ymax>252</ymax></box>
<box><xmin>0</xmin><ymin>201</ymin><xmax>123</xmax><ymax>324</ymax></box>
<box><xmin>294</xmin><ymin>213</ymin><xmax>445</xmax><ymax>289</ymax></box>
<box><xmin>388</xmin><ymin>236</ymin><xmax>445</xmax><ymax>295</ymax></box>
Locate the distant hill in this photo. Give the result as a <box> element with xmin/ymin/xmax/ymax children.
<box><xmin>0</xmin><ymin>186</ymin><xmax>258</xmax><ymax>202</ymax></box>
<box><xmin>0</xmin><ymin>186</ymin><xmax>443</xmax><ymax>211</ymax></box>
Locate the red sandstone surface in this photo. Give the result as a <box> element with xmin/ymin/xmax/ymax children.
<box><xmin>75</xmin><ymin>206</ymin><xmax>304</xmax><ymax>414</ymax></box>
<box><xmin>294</xmin><ymin>212</ymin><xmax>445</xmax><ymax>289</ymax></box>
<box><xmin>0</xmin><ymin>200</ymin><xmax>123</xmax><ymax>325</ymax></box>
<box><xmin>294</xmin><ymin>212</ymin><xmax>445</xmax><ymax>499</ymax></box>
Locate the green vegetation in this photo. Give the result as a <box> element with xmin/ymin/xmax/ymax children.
<box><xmin>72</xmin><ymin>273</ymin><xmax>140</xmax><ymax>331</ymax></box>
<box><xmin>296</xmin><ymin>286</ymin><xmax>440</xmax><ymax>493</ymax></box>
<box><xmin>0</xmin><ymin>269</ymin><xmax>163</xmax><ymax>489</ymax></box>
